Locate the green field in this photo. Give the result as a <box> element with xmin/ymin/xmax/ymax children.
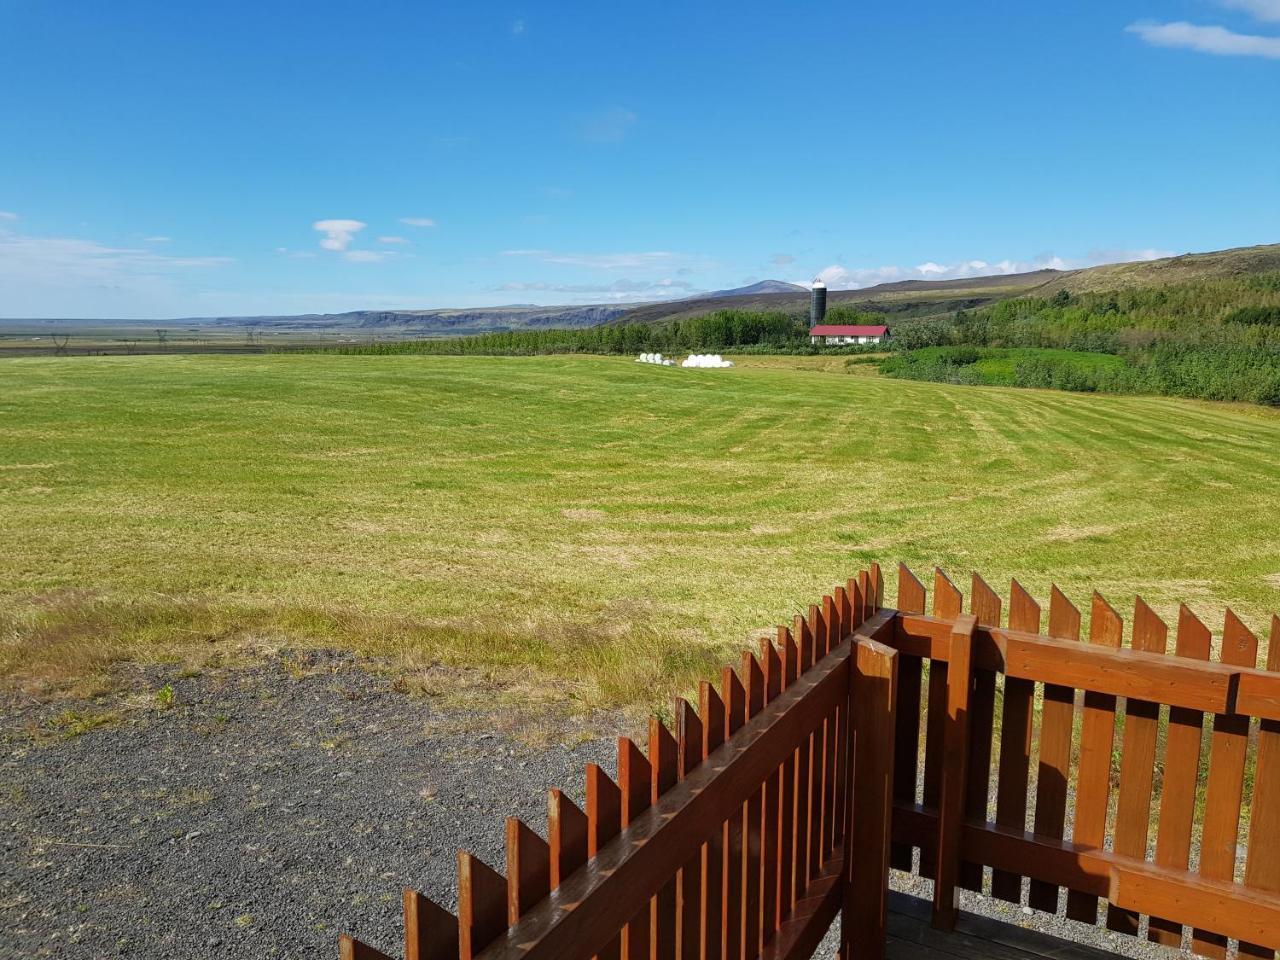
<box><xmin>3</xmin><ymin>354</ymin><xmax>1279</xmax><ymax>707</ymax></box>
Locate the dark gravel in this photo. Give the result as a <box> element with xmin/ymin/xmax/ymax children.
<box><xmin>1</xmin><ymin>653</ymin><xmax>1161</xmax><ymax>960</ymax></box>
<box><xmin>0</xmin><ymin>653</ymin><xmax>618</xmax><ymax>959</ymax></box>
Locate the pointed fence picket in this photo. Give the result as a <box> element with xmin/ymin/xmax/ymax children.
<box><xmin>335</xmin><ymin>563</ymin><xmax>1280</xmax><ymax>960</ymax></box>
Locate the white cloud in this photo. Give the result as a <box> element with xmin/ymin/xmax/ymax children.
<box><xmin>579</xmin><ymin>107</ymin><xmax>637</xmax><ymax>143</ymax></box>
<box><xmin>1220</xmin><ymin>0</ymin><xmax>1280</xmax><ymax>22</ymax></box>
<box><xmin>343</xmin><ymin>250</ymin><xmax>398</xmax><ymax>263</ymax></box>
<box><xmin>143</xmin><ymin>236</ymin><xmax>172</xmax><ymax>243</ymax></box>
<box><xmin>501</xmin><ymin>249</ymin><xmax>709</xmax><ymax>270</ymax></box>
<box><xmin>378</xmin><ymin>235</ymin><xmax>410</xmax><ymax>245</ymax></box>
<box><xmin>496</xmin><ymin>277</ymin><xmax>695</xmax><ymax>299</ymax></box>
<box><xmin>0</xmin><ymin>211</ymin><xmax>18</xmax><ymax>221</ymax></box>
<box><xmin>804</xmin><ymin>248</ymin><xmax>1175</xmax><ymax>290</ymax></box>
<box><xmin>313</xmin><ymin>219</ymin><xmax>366</xmax><ymax>251</ymax></box>
<box><xmin>1126</xmin><ymin>20</ymin><xmax>1280</xmax><ymax>58</ymax></box>
<box><xmin>400</xmin><ymin>217</ymin><xmax>437</xmax><ymax>228</ymax></box>
<box><xmin>0</xmin><ymin>229</ymin><xmax>234</xmax><ymax>315</ymax></box>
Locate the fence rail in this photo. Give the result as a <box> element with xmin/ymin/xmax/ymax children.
<box><xmin>335</xmin><ymin>563</ymin><xmax>1280</xmax><ymax>960</ymax></box>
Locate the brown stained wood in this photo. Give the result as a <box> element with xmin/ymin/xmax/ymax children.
<box><xmin>794</xmin><ymin>718</ymin><xmax>814</xmax><ymax>900</ymax></box>
<box><xmin>892</xmin><ymin>564</ymin><xmax>926</xmax><ymax>872</ymax></box>
<box><xmin>991</xmin><ymin>580</ymin><xmax>1040</xmax><ymax>905</ymax></box>
<box><xmin>859</xmin><ymin>570</ymin><xmax>872</xmax><ymax>623</ymax></box>
<box><xmin>960</xmin><ymin>573</ymin><xmax>1001</xmax><ymax>893</ymax></box>
<box><xmin>760</xmin><ymin>637</ymin><xmax>782</xmax><ymax>944</ymax></box>
<box><xmin>871</xmin><ymin>562</ymin><xmax>884</xmax><ymax>610</ymax></box>
<box><xmin>741</xmin><ymin>652</ymin><xmax>765</xmax><ymax>960</ymax></box>
<box><xmin>897</xmin><ymin>564</ymin><xmax>926</xmax><ymax>615</ymax></box>
<box><xmin>822</xmin><ymin>597</ymin><xmax>841</xmax><ymax>862</ymax></box>
<box><xmin>933</xmin><ymin>615</ymin><xmax>975</xmax><ymax>931</ymax></box>
<box><xmin>404</xmin><ymin>889</ymin><xmax>458</xmax><ymax>960</ymax></box>
<box><xmin>588</xmin><ymin>764</ymin><xmax>623</xmax><ymax>960</ymax></box>
<box><xmin>1148</xmin><ymin>604</ymin><xmax>1212</xmax><ymax>949</ymax></box>
<box><xmin>1105</xmin><ymin>597</ymin><xmax>1169</xmax><ymax>936</ymax></box>
<box><xmin>778</xmin><ymin>629</ymin><xmax>798</xmax><ymax>924</ymax></box>
<box><xmin>1064</xmin><ymin>593</ymin><xmax>1123</xmax><ymax>925</ymax></box>
<box><xmin>506</xmin><ymin>818</ymin><xmax>551</xmax><ymax>925</ymax></box>
<box><xmin>340</xmin><ymin>935</ymin><xmax>394</xmax><ymax>960</ymax></box>
<box><xmin>835</xmin><ymin>585</ymin><xmax>852</xmax><ymax>643</ymax></box>
<box><xmin>618</xmin><ymin>738</ymin><xmax>652</xmax><ymax>960</ymax></box>
<box><xmin>893</xmin><ymin>807</ymin><xmax>1280</xmax><ymax>952</ymax></box>
<box><xmin>921</xmin><ymin>569</ymin><xmax>961</xmax><ymax>881</ymax></box>
<box><xmin>760</xmin><ymin>853</ymin><xmax>845</xmax><ymax>960</ymax></box>
<box><xmin>700</xmin><ymin>682</ymin><xmax>726</xmax><ymax>960</ymax></box>
<box><xmin>650</xmin><ymin>717</ymin><xmax>679</xmax><ymax>960</ymax></box>
<box><xmin>1110</xmin><ymin>867</ymin><xmax>1280</xmax><ymax>951</ymax></box>
<box><xmin>1241</xmin><ymin>616</ymin><xmax>1280</xmax><ymax>960</ymax></box>
<box><xmin>1030</xmin><ymin>590</ymin><xmax>1081</xmax><ymax>919</ymax></box>
<box><xmin>845</xmin><ymin>638</ymin><xmax>899</xmax><ymax>960</ymax></box>
<box><xmin>548</xmin><ymin>789</ymin><xmax>588</xmax><ymax>889</ymax></box>
<box><xmin>454</xmin><ymin>618</ymin><xmax>885</xmax><ymax>960</ymax></box>
<box><xmin>892</xmin><ymin>612</ymin><xmax>1249</xmax><ymax>715</ymax></box>
<box><xmin>797</xmin><ymin>613</ymin><xmax>817</xmax><ymax>897</ymax></box>
<box><xmin>721</xmin><ymin>667</ymin><xmax>746</xmax><ymax>960</ymax></box>
<box><xmin>676</xmin><ymin>699</ymin><xmax>704</xmax><ymax>960</ymax></box>
<box><xmin>1191</xmin><ymin>609</ymin><xmax>1260</xmax><ymax>959</ymax></box>
<box><xmin>458</xmin><ymin>851</ymin><xmax>507</xmax><ymax>960</ymax></box>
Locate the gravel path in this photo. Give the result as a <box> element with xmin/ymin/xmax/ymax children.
<box><xmin>2</xmin><ymin>653</ymin><xmax>1168</xmax><ymax>960</ymax></box>
<box><xmin>1</xmin><ymin>653</ymin><xmax>617</xmax><ymax>959</ymax></box>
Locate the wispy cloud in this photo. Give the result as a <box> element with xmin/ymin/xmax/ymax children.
<box><xmin>143</xmin><ymin>236</ymin><xmax>172</xmax><ymax>243</ymax></box>
<box><xmin>0</xmin><ymin>229</ymin><xmax>233</xmax><ymax>294</ymax></box>
<box><xmin>579</xmin><ymin>107</ymin><xmax>637</xmax><ymax>143</ymax></box>
<box><xmin>343</xmin><ymin>249</ymin><xmax>399</xmax><ymax>263</ymax></box>
<box><xmin>400</xmin><ymin>216</ymin><xmax>437</xmax><ymax>228</ymax></box>
<box><xmin>510</xmin><ymin>17</ymin><xmax>526</xmax><ymax>35</ymax></box>
<box><xmin>495</xmin><ymin>278</ymin><xmax>695</xmax><ymax>300</ymax></box>
<box><xmin>378</xmin><ymin>235</ymin><xmax>410</xmax><ymax>245</ymax></box>
<box><xmin>1127</xmin><ymin>19</ymin><xmax>1280</xmax><ymax>58</ymax></box>
<box><xmin>806</xmin><ymin>249</ymin><xmax>1175</xmax><ymax>291</ymax></box>
<box><xmin>501</xmin><ymin>249</ymin><xmax>709</xmax><ymax>270</ymax></box>
<box><xmin>0</xmin><ymin>211</ymin><xmax>18</xmax><ymax>221</ymax></box>
<box><xmin>769</xmin><ymin>253</ymin><xmax>796</xmax><ymax>266</ymax></box>
<box><xmin>1221</xmin><ymin>0</ymin><xmax>1280</xmax><ymax>22</ymax></box>
<box><xmin>313</xmin><ymin>219</ymin><xmax>366</xmax><ymax>251</ymax></box>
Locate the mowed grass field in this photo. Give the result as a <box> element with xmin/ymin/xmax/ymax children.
<box><xmin>2</xmin><ymin>353</ymin><xmax>1279</xmax><ymax>708</ymax></box>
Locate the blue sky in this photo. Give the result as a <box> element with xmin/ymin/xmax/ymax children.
<box><xmin>1</xmin><ymin>0</ymin><xmax>1278</xmax><ymax>318</ymax></box>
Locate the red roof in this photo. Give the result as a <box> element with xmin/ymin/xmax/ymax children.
<box><xmin>809</xmin><ymin>324</ymin><xmax>889</xmax><ymax>336</ymax></box>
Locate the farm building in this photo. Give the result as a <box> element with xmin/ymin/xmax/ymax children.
<box><xmin>809</xmin><ymin>323</ymin><xmax>890</xmax><ymax>345</ymax></box>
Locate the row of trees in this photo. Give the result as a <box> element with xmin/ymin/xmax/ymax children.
<box><xmin>879</xmin><ymin>273</ymin><xmax>1280</xmax><ymax>406</ymax></box>
<box><xmin>324</xmin><ymin>308</ymin><xmax>890</xmax><ymax>358</ymax></box>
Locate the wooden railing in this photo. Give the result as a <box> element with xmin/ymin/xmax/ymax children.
<box><xmin>890</xmin><ymin>563</ymin><xmax>1280</xmax><ymax>957</ymax></box>
<box><xmin>335</xmin><ymin>563</ymin><xmax>1280</xmax><ymax>960</ymax></box>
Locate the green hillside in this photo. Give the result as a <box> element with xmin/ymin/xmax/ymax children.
<box><xmin>1039</xmin><ymin>243</ymin><xmax>1280</xmax><ymax>296</ymax></box>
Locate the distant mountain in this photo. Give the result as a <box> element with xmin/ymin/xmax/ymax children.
<box><xmin>178</xmin><ymin>304</ymin><xmax>630</xmax><ymax>334</ymax></box>
<box><xmin>701</xmin><ymin>280</ymin><xmax>808</xmax><ymax>298</ymax></box>
<box><xmin>610</xmin><ymin>270</ymin><xmax>1060</xmax><ymax>327</ymax></box>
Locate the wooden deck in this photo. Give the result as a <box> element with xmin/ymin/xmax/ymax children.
<box><xmin>887</xmin><ymin>893</ymin><xmax>1120</xmax><ymax>960</ymax></box>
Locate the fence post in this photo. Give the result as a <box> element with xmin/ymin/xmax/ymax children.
<box><xmin>843</xmin><ymin>636</ymin><xmax>899</xmax><ymax>960</ymax></box>
<box><xmin>932</xmin><ymin>614</ymin><xmax>976</xmax><ymax>931</ymax></box>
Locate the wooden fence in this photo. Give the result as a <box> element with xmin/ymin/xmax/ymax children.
<box><xmin>336</xmin><ymin>564</ymin><xmax>1280</xmax><ymax>960</ymax></box>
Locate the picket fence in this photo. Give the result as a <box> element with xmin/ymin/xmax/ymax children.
<box><xmin>337</xmin><ymin>564</ymin><xmax>1280</xmax><ymax>960</ymax></box>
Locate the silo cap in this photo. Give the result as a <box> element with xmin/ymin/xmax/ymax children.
<box><xmin>811</xmin><ymin>278</ymin><xmax>826</xmax><ymax>289</ymax></box>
